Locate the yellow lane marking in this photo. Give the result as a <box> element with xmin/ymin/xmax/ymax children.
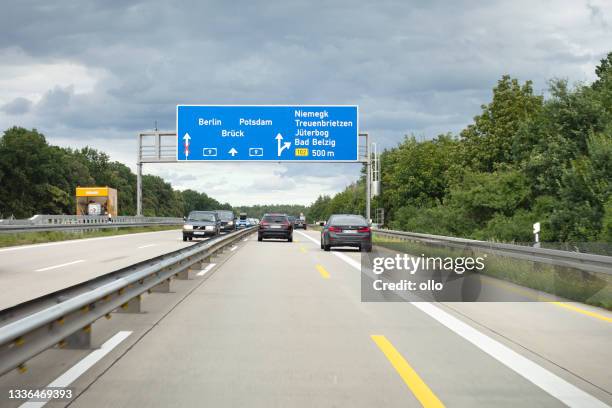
<box><xmin>315</xmin><ymin>264</ymin><xmax>330</xmax><ymax>279</ymax></box>
<box><xmin>371</xmin><ymin>335</ymin><xmax>445</xmax><ymax>408</ymax></box>
<box><xmin>299</xmin><ymin>245</ymin><xmax>307</xmax><ymax>254</ymax></box>
<box><xmin>483</xmin><ymin>277</ymin><xmax>612</xmax><ymax>323</ymax></box>
<box><xmin>550</xmin><ymin>301</ymin><xmax>612</xmax><ymax>323</ymax></box>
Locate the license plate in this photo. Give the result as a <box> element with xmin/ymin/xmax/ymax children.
<box><xmin>205</xmin><ymin>226</ymin><xmax>213</xmax><ymax>230</ymax></box>
<box><xmin>343</xmin><ymin>229</ymin><xmax>358</xmax><ymax>234</ymax></box>
<box><xmin>194</xmin><ymin>231</ymin><xmax>205</xmax><ymax>235</ymax></box>
<box><xmin>270</xmin><ymin>225</ymin><xmax>282</xmax><ymax>229</ymax></box>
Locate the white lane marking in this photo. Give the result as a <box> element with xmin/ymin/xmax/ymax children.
<box><xmin>410</xmin><ymin>302</ymin><xmax>608</xmax><ymax>407</ymax></box>
<box><xmin>196</xmin><ymin>263</ymin><xmax>217</xmax><ymax>277</ymax></box>
<box><xmin>137</xmin><ymin>244</ymin><xmax>157</xmax><ymax>249</ymax></box>
<box><xmin>297</xmin><ymin>229</ymin><xmax>609</xmax><ymax>408</ymax></box>
<box><xmin>19</xmin><ymin>331</ymin><xmax>132</xmax><ymax>408</ymax></box>
<box><xmin>0</xmin><ymin>229</ymin><xmax>180</xmax><ymax>253</ymax></box>
<box><xmin>229</xmin><ymin>245</ymin><xmax>238</xmax><ymax>252</ymax></box>
<box><xmin>295</xmin><ymin>231</ymin><xmax>362</xmax><ymax>270</ymax></box>
<box><xmin>35</xmin><ymin>260</ymin><xmax>85</xmax><ymax>272</ymax></box>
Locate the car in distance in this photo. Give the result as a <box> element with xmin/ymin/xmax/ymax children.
<box><xmin>236</xmin><ymin>212</ymin><xmax>250</xmax><ymax>229</ymax></box>
<box><xmin>258</xmin><ymin>213</ymin><xmax>293</xmax><ymax>242</ymax></box>
<box><xmin>215</xmin><ymin>210</ymin><xmax>236</xmax><ymax>232</ymax></box>
<box><xmin>183</xmin><ymin>211</ymin><xmax>221</xmax><ymax>241</ymax></box>
<box><xmin>320</xmin><ymin>214</ymin><xmax>372</xmax><ymax>252</ymax></box>
<box><xmin>293</xmin><ymin>215</ymin><xmax>307</xmax><ymax>230</ymax></box>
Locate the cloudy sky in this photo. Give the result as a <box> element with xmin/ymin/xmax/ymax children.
<box><xmin>1</xmin><ymin>0</ymin><xmax>610</xmax><ymax>205</ymax></box>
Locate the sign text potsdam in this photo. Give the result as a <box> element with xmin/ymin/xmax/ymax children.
<box><xmin>176</xmin><ymin>105</ymin><xmax>358</xmax><ymax>161</ymax></box>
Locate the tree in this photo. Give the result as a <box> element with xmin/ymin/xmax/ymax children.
<box><xmin>460</xmin><ymin>75</ymin><xmax>543</xmax><ymax>171</ymax></box>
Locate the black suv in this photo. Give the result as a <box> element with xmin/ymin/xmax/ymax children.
<box><xmin>258</xmin><ymin>213</ymin><xmax>293</xmax><ymax>242</ymax></box>
<box><xmin>215</xmin><ymin>210</ymin><xmax>236</xmax><ymax>232</ymax></box>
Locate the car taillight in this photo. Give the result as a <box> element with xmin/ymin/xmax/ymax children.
<box><xmin>358</xmin><ymin>226</ymin><xmax>371</xmax><ymax>233</ymax></box>
<box><xmin>260</xmin><ymin>222</ymin><xmax>268</xmax><ymax>228</ymax></box>
<box><xmin>329</xmin><ymin>226</ymin><xmax>341</xmax><ymax>232</ymax></box>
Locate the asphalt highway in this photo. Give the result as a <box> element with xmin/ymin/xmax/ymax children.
<box><xmin>0</xmin><ymin>229</ymin><xmax>194</xmax><ymax>310</ymax></box>
<box><xmin>0</xmin><ymin>229</ymin><xmax>610</xmax><ymax>407</ymax></box>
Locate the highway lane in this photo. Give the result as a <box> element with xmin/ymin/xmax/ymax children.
<box><xmin>298</xmin><ymin>232</ymin><xmax>612</xmax><ymax>395</ymax></box>
<box><xmin>0</xmin><ymin>229</ymin><xmax>199</xmax><ymax>310</ymax></box>
<box><xmin>54</xmin><ymin>230</ymin><xmax>609</xmax><ymax>407</ymax></box>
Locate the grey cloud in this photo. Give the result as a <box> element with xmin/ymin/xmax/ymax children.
<box><xmin>1</xmin><ymin>0</ymin><xmax>611</xmax><ymax>204</ymax></box>
<box><xmin>1</xmin><ymin>97</ymin><xmax>32</xmax><ymax>115</ymax></box>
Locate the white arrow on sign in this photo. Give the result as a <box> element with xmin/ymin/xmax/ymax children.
<box><xmin>275</xmin><ymin>133</ymin><xmax>291</xmax><ymax>156</ymax></box>
<box><xmin>183</xmin><ymin>133</ymin><xmax>191</xmax><ymax>158</ymax></box>
<box><xmin>228</xmin><ymin>148</ymin><xmax>238</xmax><ymax>157</ymax></box>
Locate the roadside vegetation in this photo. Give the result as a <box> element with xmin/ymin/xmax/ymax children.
<box><xmin>308</xmin><ymin>52</ymin><xmax>612</xmax><ymax>245</ymax></box>
<box><xmin>0</xmin><ymin>129</ymin><xmax>232</xmax><ymax>219</ymax></box>
<box><xmin>373</xmin><ymin>235</ymin><xmax>611</xmax><ymax>310</ymax></box>
<box><xmin>0</xmin><ymin>225</ymin><xmax>181</xmax><ymax>248</ymax></box>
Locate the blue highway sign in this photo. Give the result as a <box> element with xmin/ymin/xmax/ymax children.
<box><xmin>176</xmin><ymin>105</ymin><xmax>358</xmax><ymax>161</ymax></box>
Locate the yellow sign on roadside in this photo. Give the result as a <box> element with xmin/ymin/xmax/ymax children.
<box><xmin>295</xmin><ymin>148</ymin><xmax>309</xmax><ymax>157</ymax></box>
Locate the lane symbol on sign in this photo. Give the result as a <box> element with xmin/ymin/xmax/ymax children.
<box><xmin>183</xmin><ymin>133</ymin><xmax>191</xmax><ymax>159</ymax></box>
<box><xmin>275</xmin><ymin>133</ymin><xmax>291</xmax><ymax>157</ymax></box>
<box><xmin>229</xmin><ymin>148</ymin><xmax>238</xmax><ymax>157</ymax></box>
<box><xmin>202</xmin><ymin>148</ymin><xmax>217</xmax><ymax>157</ymax></box>
<box><xmin>249</xmin><ymin>148</ymin><xmax>264</xmax><ymax>157</ymax></box>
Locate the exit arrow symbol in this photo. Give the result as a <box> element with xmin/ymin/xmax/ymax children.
<box><xmin>275</xmin><ymin>133</ymin><xmax>291</xmax><ymax>156</ymax></box>
<box><xmin>228</xmin><ymin>148</ymin><xmax>238</xmax><ymax>157</ymax></box>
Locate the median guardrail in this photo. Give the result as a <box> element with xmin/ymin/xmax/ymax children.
<box><xmin>0</xmin><ymin>214</ymin><xmax>184</xmax><ymax>233</ymax></box>
<box><xmin>372</xmin><ymin>229</ymin><xmax>612</xmax><ymax>275</ymax></box>
<box><xmin>0</xmin><ymin>227</ymin><xmax>256</xmax><ymax>376</ymax></box>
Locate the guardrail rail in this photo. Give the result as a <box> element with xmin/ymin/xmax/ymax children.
<box><xmin>372</xmin><ymin>228</ymin><xmax>612</xmax><ymax>275</ymax></box>
<box><xmin>0</xmin><ymin>214</ymin><xmax>184</xmax><ymax>233</ymax></box>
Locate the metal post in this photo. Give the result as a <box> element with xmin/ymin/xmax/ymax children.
<box><xmin>136</xmin><ymin>132</ymin><xmax>143</xmax><ymax>216</ymax></box>
<box><xmin>136</xmin><ymin>161</ymin><xmax>143</xmax><ymax>216</ymax></box>
<box><xmin>365</xmin><ymin>141</ymin><xmax>371</xmax><ymax>223</ymax></box>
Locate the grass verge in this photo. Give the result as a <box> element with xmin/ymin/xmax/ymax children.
<box><xmin>373</xmin><ymin>234</ymin><xmax>612</xmax><ymax>310</ymax></box>
<box><xmin>0</xmin><ymin>225</ymin><xmax>181</xmax><ymax>248</ymax></box>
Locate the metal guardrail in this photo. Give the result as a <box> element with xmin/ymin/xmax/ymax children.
<box><xmin>0</xmin><ymin>215</ymin><xmax>184</xmax><ymax>233</ymax></box>
<box><xmin>0</xmin><ymin>227</ymin><xmax>256</xmax><ymax>376</ymax></box>
<box><xmin>373</xmin><ymin>229</ymin><xmax>612</xmax><ymax>275</ymax></box>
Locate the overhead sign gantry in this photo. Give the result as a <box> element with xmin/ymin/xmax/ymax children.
<box><xmin>176</xmin><ymin>105</ymin><xmax>358</xmax><ymax>162</ymax></box>
<box><xmin>136</xmin><ymin>105</ymin><xmax>376</xmax><ymax>219</ymax></box>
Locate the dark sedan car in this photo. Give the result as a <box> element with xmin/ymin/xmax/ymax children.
<box><xmin>215</xmin><ymin>210</ymin><xmax>236</xmax><ymax>232</ymax></box>
<box><xmin>183</xmin><ymin>211</ymin><xmax>221</xmax><ymax>241</ymax></box>
<box><xmin>258</xmin><ymin>213</ymin><xmax>293</xmax><ymax>242</ymax></box>
<box><xmin>293</xmin><ymin>217</ymin><xmax>307</xmax><ymax>230</ymax></box>
<box><xmin>320</xmin><ymin>214</ymin><xmax>372</xmax><ymax>252</ymax></box>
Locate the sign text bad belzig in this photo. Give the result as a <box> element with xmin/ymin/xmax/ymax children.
<box><xmin>176</xmin><ymin>105</ymin><xmax>358</xmax><ymax>161</ymax></box>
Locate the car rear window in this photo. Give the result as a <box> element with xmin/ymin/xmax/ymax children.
<box><xmin>188</xmin><ymin>212</ymin><xmax>216</xmax><ymax>222</ymax></box>
<box><xmin>329</xmin><ymin>215</ymin><xmax>367</xmax><ymax>226</ymax></box>
<box><xmin>216</xmin><ymin>211</ymin><xmax>234</xmax><ymax>221</ymax></box>
<box><xmin>263</xmin><ymin>215</ymin><xmax>287</xmax><ymax>223</ymax></box>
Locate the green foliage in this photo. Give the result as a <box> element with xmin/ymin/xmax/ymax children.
<box><xmin>0</xmin><ymin>127</ymin><xmax>228</xmax><ymax>218</ymax></box>
<box><xmin>235</xmin><ymin>204</ymin><xmax>308</xmax><ymax>219</ymax></box>
<box><xmin>314</xmin><ymin>52</ymin><xmax>612</xmax><ymax>245</ymax></box>
<box><xmin>460</xmin><ymin>75</ymin><xmax>544</xmax><ymax>171</ymax></box>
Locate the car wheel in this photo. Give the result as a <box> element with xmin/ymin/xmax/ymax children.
<box><xmin>258</xmin><ymin>235</ymin><xmax>263</xmax><ymax>242</ymax></box>
<box><xmin>323</xmin><ymin>244</ymin><xmax>331</xmax><ymax>251</ymax></box>
<box><xmin>183</xmin><ymin>236</ymin><xmax>187</xmax><ymax>242</ymax></box>
<box><xmin>320</xmin><ymin>239</ymin><xmax>324</xmax><ymax>249</ymax></box>
<box><xmin>288</xmin><ymin>235</ymin><xmax>293</xmax><ymax>242</ymax></box>
<box><xmin>304</xmin><ymin>225</ymin><xmax>307</xmax><ymax>230</ymax></box>
<box><xmin>188</xmin><ymin>237</ymin><xmax>193</xmax><ymax>241</ymax></box>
